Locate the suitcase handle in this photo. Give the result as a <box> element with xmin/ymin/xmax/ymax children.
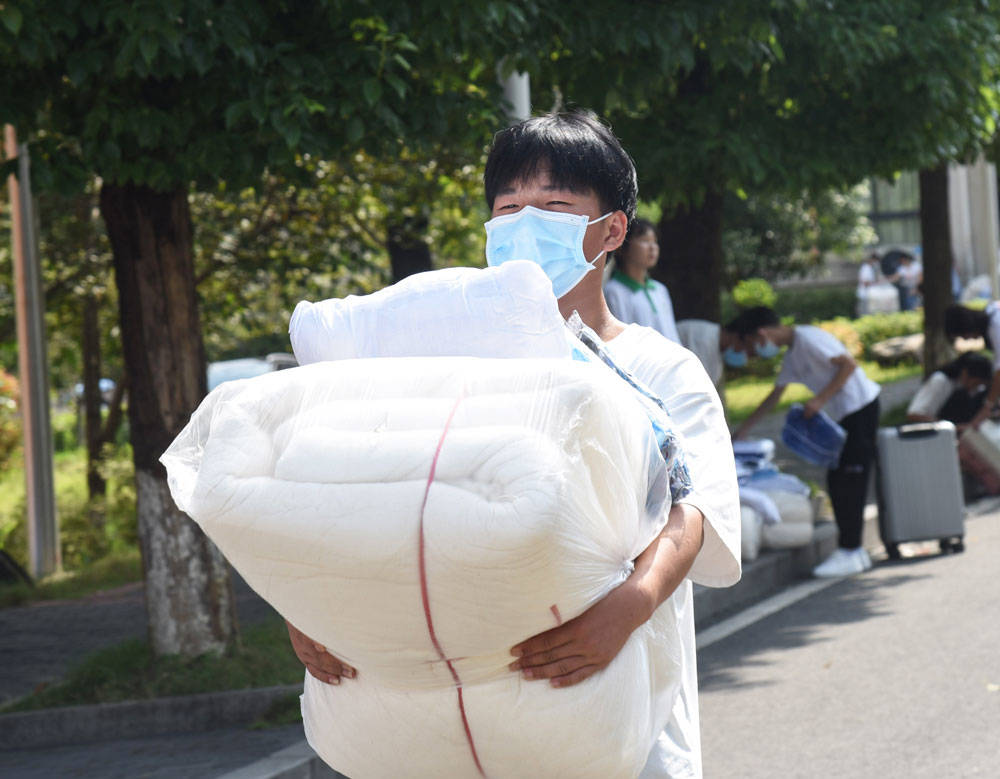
<box><xmin>896</xmin><ymin>422</ymin><xmax>952</xmax><ymax>439</ymax></box>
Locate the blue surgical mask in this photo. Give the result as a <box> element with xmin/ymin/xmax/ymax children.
<box><xmin>723</xmin><ymin>347</ymin><xmax>747</xmax><ymax>368</ymax></box>
<box><xmin>755</xmin><ymin>339</ymin><xmax>780</xmax><ymax>359</ymax></box>
<box><xmin>484</xmin><ymin>206</ymin><xmax>612</xmax><ymax>298</ymax></box>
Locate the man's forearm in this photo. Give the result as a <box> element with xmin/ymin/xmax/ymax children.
<box><xmin>815</xmin><ymin>362</ymin><xmax>855</xmax><ymax>407</ymax></box>
<box><xmin>619</xmin><ymin>503</ymin><xmax>705</xmax><ymax>624</ymax></box>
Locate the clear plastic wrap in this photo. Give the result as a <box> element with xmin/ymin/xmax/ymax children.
<box><xmin>161</xmin><ymin>356</ymin><xmax>682</xmax><ymax>779</ymax></box>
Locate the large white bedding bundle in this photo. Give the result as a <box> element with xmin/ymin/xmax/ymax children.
<box><xmin>162</xmin><ymin>356</ymin><xmax>681</xmax><ymax>779</ymax></box>
<box><xmin>289</xmin><ymin>261</ymin><xmax>571</xmax><ymax>363</ymax></box>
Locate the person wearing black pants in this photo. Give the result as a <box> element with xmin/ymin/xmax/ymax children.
<box><xmin>732</xmin><ymin>306</ymin><xmax>882</xmax><ymax>577</ymax></box>
<box><xmin>827</xmin><ymin>396</ymin><xmax>880</xmax><ymax>550</ymax></box>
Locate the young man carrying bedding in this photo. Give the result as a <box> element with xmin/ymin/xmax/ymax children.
<box><xmin>286</xmin><ymin>111</ymin><xmax>741</xmax><ymax>778</ymax></box>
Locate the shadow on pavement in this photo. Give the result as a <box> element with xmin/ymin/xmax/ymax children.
<box><xmin>698</xmin><ymin>569</ymin><xmax>930</xmax><ymax>693</ymax></box>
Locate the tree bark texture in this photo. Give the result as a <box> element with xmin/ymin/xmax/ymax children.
<box><xmin>99</xmin><ymin>183</ymin><xmax>237</xmax><ymax>657</ymax></box>
<box><xmin>919</xmin><ymin>165</ymin><xmax>955</xmax><ymax>377</ymax></box>
<box><xmin>387</xmin><ymin>215</ymin><xmax>432</xmax><ymax>283</ymax></box>
<box><xmin>81</xmin><ymin>292</ymin><xmax>106</xmax><ymax>500</ymax></box>
<box><xmin>655</xmin><ymin>191</ymin><xmax>725</xmax><ymax>323</ymax></box>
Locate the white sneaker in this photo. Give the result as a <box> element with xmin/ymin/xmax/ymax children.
<box><xmin>858</xmin><ymin>548</ymin><xmax>873</xmax><ymax>570</ymax></box>
<box><xmin>813</xmin><ymin>547</ymin><xmax>866</xmax><ymax>578</ymax></box>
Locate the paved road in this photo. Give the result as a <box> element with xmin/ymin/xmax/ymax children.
<box><xmin>0</xmin><ymin>724</ymin><xmax>305</xmax><ymax>778</ymax></box>
<box><xmin>0</xmin><ymin>573</ymin><xmax>277</xmax><ymax>705</ymax></box>
<box><xmin>699</xmin><ymin>502</ymin><xmax>1000</xmax><ymax>778</ymax></box>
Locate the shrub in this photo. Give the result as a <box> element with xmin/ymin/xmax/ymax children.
<box><xmin>0</xmin><ymin>371</ymin><xmax>20</xmax><ymax>470</ymax></box>
<box><xmin>732</xmin><ymin>278</ymin><xmax>776</xmax><ymax>309</ymax></box>
<box><xmin>774</xmin><ymin>286</ymin><xmax>857</xmax><ymax>322</ymax></box>
<box><xmin>852</xmin><ymin>310</ymin><xmax>923</xmax><ymax>358</ymax></box>
<box><xmin>818</xmin><ymin>318</ymin><xmax>863</xmax><ymax>358</ymax></box>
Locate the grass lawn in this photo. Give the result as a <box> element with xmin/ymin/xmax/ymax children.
<box><xmin>0</xmin><ymin>550</ymin><xmax>142</xmax><ymax>608</ymax></box>
<box><xmin>0</xmin><ymin>615</ymin><xmax>304</xmax><ymax>714</ymax></box>
<box><xmin>724</xmin><ymin>360</ymin><xmax>922</xmax><ymax>424</ymax></box>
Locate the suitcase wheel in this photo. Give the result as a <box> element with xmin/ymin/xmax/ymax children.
<box><xmin>886</xmin><ymin>543</ymin><xmax>901</xmax><ymax>560</ymax></box>
<box><xmin>939</xmin><ymin>537</ymin><xmax>965</xmax><ymax>554</ymax></box>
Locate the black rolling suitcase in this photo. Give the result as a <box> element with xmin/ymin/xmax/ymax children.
<box><xmin>876</xmin><ymin>422</ymin><xmax>965</xmax><ymax>559</ymax></box>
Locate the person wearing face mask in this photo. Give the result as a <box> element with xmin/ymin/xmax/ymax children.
<box><xmin>674</xmin><ymin>317</ymin><xmax>748</xmax><ymax>393</ymax></box>
<box><xmin>603</xmin><ymin>218</ymin><xmax>681</xmax><ymax>343</ymax></box>
<box><xmin>285</xmin><ymin>110</ymin><xmax>741</xmax><ymax>779</ymax></box>
<box><xmin>731</xmin><ymin>306</ymin><xmax>881</xmax><ymax>578</ymax></box>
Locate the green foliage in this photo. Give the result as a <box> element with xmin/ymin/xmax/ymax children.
<box><xmin>192</xmin><ymin>150</ymin><xmax>487</xmax><ymax>360</ymax></box>
<box><xmin>722</xmin><ymin>184</ymin><xmax>877</xmax><ymax>283</ymax></box>
<box><xmin>0</xmin><ymin>370</ymin><xmax>18</xmax><ymax>469</ymax></box>
<box><xmin>817</xmin><ymin>318</ymin><xmax>864</xmax><ymax>359</ymax></box>
<box><xmin>1</xmin><ymin>616</ymin><xmax>302</xmax><ymax>712</ymax></box>
<box><xmin>732</xmin><ymin>278</ymin><xmax>776</xmax><ymax>309</ymax></box>
<box><xmin>774</xmin><ymin>286</ymin><xmax>859</xmax><ymax>323</ymax></box>
<box><xmin>0</xmin><ymin>550</ymin><xmax>141</xmax><ymax>608</ymax></box>
<box><xmin>852</xmin><ymin>310</ymin><xmax>924</xmax><ymax>358</ymax></box>
<box><xmin>0</xmin><ymin>1</ymin><xmax>534</xmax><ymax>192</ymax></box>
<box><xmin>1</xmin><ymin>445</ymin><xmax>137</xmax><ymax>570</ymax></box>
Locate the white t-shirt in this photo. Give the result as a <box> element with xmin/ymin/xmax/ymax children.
<box><xmin>604</xmin><ymin>324</ymin><xmax>742</xmax><ymax>779</ymax></box>
<box><xmin>857</xmin><ymin>262</ymin><xmax>877</xmax><ymax>291</ymax></box>
<box><xmin>776</xmin><ymin>326</ymin><xmax>881</xmax><ymax>421</ymax></box>
<box><xmin>605</xmin><ymin>274</ymin><xmax>681</xmax><ymax>343</ymax></box>
<box><xmin>898</xmin><ymin>261</ymin><xmax>922</xmax><ymax>291</ymax></box>
<box><xmin>906</xmin><ymin>371</ymin><xmax>956</xmax><ymax>418</ymax></box>
<box><xmin>986</xmin><ymin>301</ymin><xmax>1000</xmax><ymax>370</ymax></box>
<box><xmin>676</xmin><ymin>319</ymin><xmax>723</xmax><ymax>387</ymax></box>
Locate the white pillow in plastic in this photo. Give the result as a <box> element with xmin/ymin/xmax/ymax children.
<box><xmin>740</xmin><ymin>505</ymin><xmax>763</xmax><ymax>561</ymax></box>
<box><xmin>761</xmin><ymin>491</ymin><xmax>814</xmax><ymax>549</ymax></box>
<box><xmin>161</xmin><ymin>357</ymin><xmax>681</xmax><ymax>779</ymax></box>
<box><xmin>288</xmin><ymin>261</ymin><xmax>570</xmax><ymax>364</ymax></box>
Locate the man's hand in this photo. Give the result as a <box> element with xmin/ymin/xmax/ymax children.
<box><xmin>509</xmin><ymin>502</ymin><xmax>703</xmax><ymax>689</ymax></box>
<box><xmin>508</xmin><ymin>583</ymin><xmax>649</xmax><ymax>688</ymax></box>
<box><xmin>285</xmin><ymin>620</ymin><xmax>356</xmax><ymax>685</ymax></box>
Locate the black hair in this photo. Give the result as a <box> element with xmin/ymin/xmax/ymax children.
<box><xmin>484</xmin><ymin>110</ymin><xmax>638</xmax><ymax>221</ymax></box>
<box><xmin>728</xmin><ymin>306</ymin><xmax>781</xmax><ymax>337</ymax></box>
<box><xmin>943</xmin><ymin>304</ymin><xmax>989</xmax><ymax>341</ymax></box>
<box><xmin>613</xmin><ymin>217</ymin><xmax>656</xmax><ymax>268</ymax></box>
<box><xmin>957</xmin><ymin>352</ymin><xmax>993</xmax><ymax>382</ymax></box>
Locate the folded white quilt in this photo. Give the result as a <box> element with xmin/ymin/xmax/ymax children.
<box><xmin>162</xmin><ymin>356</ymin><xmax>681</xmax><ymax>778</ymax></box>
<box><xmin>289</xmin><ymin>261</ymin><xmax>571</xmax><ymax>364</ymax></box>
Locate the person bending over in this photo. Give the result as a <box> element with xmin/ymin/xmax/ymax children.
<box><xmin>730</xmin><ymin>306</ymin><xmax>881</xmax><ymax>578</ymax></box>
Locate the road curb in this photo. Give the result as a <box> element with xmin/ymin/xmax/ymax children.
<box><xmin>216</xmin><ymin>740</ymin><xmax>345</xmax><ymax>779</ymax></box>
<box><xmin>0</xmin><ymin>683</ymin><xmax>300</xmax><ymax>750</ymax></box>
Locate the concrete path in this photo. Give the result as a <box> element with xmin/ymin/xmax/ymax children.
<box><xmin>699</xmin><ymin>500</ymin><xmax>1000</xmax><ymax>778</ymax></box>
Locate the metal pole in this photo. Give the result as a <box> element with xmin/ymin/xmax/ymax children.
<box><xmin>499</xmin><ymin>67</ymin><xmax>530</xmax><ymax>123</ymax></box>
<box><xmin>5</xmin><ymin>125</ymin><xmax>58</xmax><ymax>578</ymax></box>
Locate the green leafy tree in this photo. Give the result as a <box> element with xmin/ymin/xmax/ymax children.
<box><xmin>722</xmin><ymin>184</ymin><xmax>876</xmax><ymax>284</ymax></box>
<box><xmin>0</xmin><ymin>0</ymin><xmax>530</xmax><ymax>656</ymax></box>
<box><xmin>522</xmin><ymin>1</ymin><xmax>1000</xmax><ymax>321</ymax></box>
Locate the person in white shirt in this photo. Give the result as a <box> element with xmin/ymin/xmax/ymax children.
<box><xmin>285</xmin><ymin>110</ymin><xmax>741</xmax><ymax>778</ymax></box>
<box><xmin>605</xmin><ymin>218</ymin><xmax>681</xmax><ymax>343</ymax></box>
<box><xmin>675</xmin><ymin>318</ymin><xmax>749</xmax><ymax>391</ymax></box>
<box><xmin>944</xmin><ymin>302</ymin><xmax>1000</xmax><ymax>428</ymax></box>
<box><xmin>731</xmin><ymin>307</ymin><xmax>881</xmax><ymax>578</ymax></box>
<box><xmin>906</xmin><ymin>352</ymin><xmax>991</xmax><ymax>425</ymax></box>
<box><xmin>889</xmin><ymin>252</ymin><xmax>922</xmax><ymax>311</ymax></box>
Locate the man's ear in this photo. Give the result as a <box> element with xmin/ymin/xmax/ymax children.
<box><xmin>603</xmin><ymin>211</ymin><xmax>629</xmax><ymax>253</ymax></box>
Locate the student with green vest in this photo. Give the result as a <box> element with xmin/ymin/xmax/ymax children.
<box><xmin>604</xmin><ymin>218</ymin><xmax>680</xmax><ymax>343</ymax></box>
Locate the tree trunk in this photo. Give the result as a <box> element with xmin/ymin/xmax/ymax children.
<box><xmin>655</xmin><ymin>191</ymin><xmax>725</xmax><ymax>322</ymax></box>
<box><xmin>81</xmin><ymin>292</ymin><xmax>106</xmax><ymax>500</ymax></box>
<box><xmin>919</xmin><ymin>165</ymin><xmax>955</xmax><ymax>377</ymax></box>
<box><xmin>387</xmin><ymin>215</ymin><xmax>432</xmax><ymax>282</ymax></box>
<box><xmin>99</xmin><ymin>183</ymin><xmax>237</xmax><ymax>657</ymax></box>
